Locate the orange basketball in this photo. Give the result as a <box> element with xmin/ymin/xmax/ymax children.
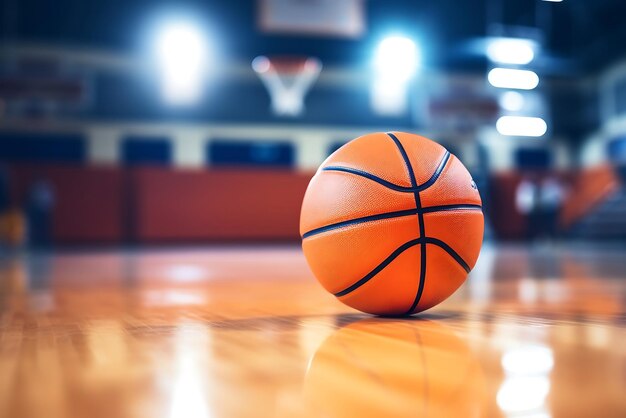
<box><xmin>300</xmin><ymin>132</ymin><xmax>483</xmax><ymax>315</ymax></box>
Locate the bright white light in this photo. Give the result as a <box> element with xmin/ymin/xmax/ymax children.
<box><xmin>502</xmin><ymin>346</ymin><xmax>554</xmax><ymax>375</ymax></box>
<box><xmin>519</xmin><ymin>277</ymin><xmax>539</xmax><ymax>302</ymax></box>
<box><xmin>497</xmin><ymin>376</ymin><xmax>550</xmax><ymax>413</ymax></box>
<box><xmin>374</xmin><ymin>36</ymin><xmax>420</xmax><ymax>82</ymax></box>
<box><xmin>371</xmin><ymin>78</ymin><xmax>408</xmax><ymax>116</ymax></box>
<box><xmin>371</xmin><ymin>35</ymin><xmax>418</xmax><ymax>115</ymax></box>
<box><xmin>500</xmin><ymin>91</ymin><xmax>525</xmax><ymax>111</ymax></box>
<box><xmin>488</xmin><ymin>68</ymin><xmax>539</xmax><ymax>90</ymax></box>
<box><xmin>154</xmin><ymin>21</ymin><xmax>208</xmax><ymax>105</ymax></box>
<box><xmin>167</xmin><ymin>264</ymin><xmax>208</xmax><ymax>282</ymax></box>
<box><xmin>497</xmin><ymin>116</ymin><xmax>547</xmax><ymax>137</ymax></box>
<box><xmin>543</xmin><ymin>0</ymin><xmax>563</xmax><ymax>2</ymax></box>
<box><xmin>487</xmin><ymin>38</ymin><xmax>535</xmax><ymax>65</ymax></box>
<box><xmin>170</xmin><ymin>324</ymin><xmax>210</xmax><ymax>418</ymax></box>
<box><xmin>143</xmin><ymin>290</ymin><xmax>206</xmax><ymax>306</ymax></box>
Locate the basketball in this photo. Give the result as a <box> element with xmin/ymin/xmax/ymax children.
<box><xmin>300</xmin><ymin>131</ymin><xmax>484</xmax><ymax>315</ymax></box>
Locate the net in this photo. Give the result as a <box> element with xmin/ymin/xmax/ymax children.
<box><xmin>252</xmin><ymin>56</ymin><xmax>322</xmax><ymax>117</ymax></box>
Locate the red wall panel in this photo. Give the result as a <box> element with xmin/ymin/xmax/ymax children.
<box><xmin>489</xmin><ymin>172</ymin><xmax>526</xmax><ymax>240</ymax></box>
<box><xmin>131</xmin><ymin>168</ymin><xmax>313</xmax><ymax>242</ymax></box>
<box><xmin>8</xmin><ymin>164</ymin><xmax>124</xmax><ymax>243</ymax></box>
<box><xmin>16</xmin><ymin>164</ymin><xmax>601</xmax><ymax>244</ymax></box>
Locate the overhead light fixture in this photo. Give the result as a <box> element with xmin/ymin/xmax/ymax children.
<box><xmin>154</xmin><ymin>20</ymin><xmax>209</xmax><ymax>105</ymax></box>
<box><xmin>496</xmin><ymin>116</ymin><xmax>547</xmax><ymax>137</ymax></box>
<box><xmin>373</xmin><ymin>36</ymin><xmax>420</xmax><ymax>82</ymax></box>
<box><xmin>487</xmin><ymin>38</ymin><xmax>535</xmax><ymax>65</ymax></box>
<box><xmin>370</xmin><ymin>35</ymin><xmax>420</xmax><ymax>115</ymax></box>
<box><xmin>488</xmin><ymin>68</ymin><xmax>539</xmax><ymax>90</ymax></box>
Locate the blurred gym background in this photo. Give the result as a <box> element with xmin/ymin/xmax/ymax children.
<box><xmin>0</xmin><ymin>0</ymin><xmax>625</xmax><ymax>250</ymax></box>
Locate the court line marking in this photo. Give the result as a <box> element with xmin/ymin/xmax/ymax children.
<box><xmin>333</xmin><ymin>237</ymin><xmax>471</xmax><ymax>297</ymax></box>
<box><xmin>322</xmin><ymin>150</ymin><xmax>450</xmax><ymax>193</ymax></box>
<box><xmin>301</xmin><ymin>204</ymin><xmax>482</xmax><ymax>239</ymax></box>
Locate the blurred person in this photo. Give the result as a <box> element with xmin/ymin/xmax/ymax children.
<box><xmin>539</xmin><ymin>175</ymin><xmax>566</xmax><ymax>241</ymax></box>
<box><xmin>0</xmin><ymin>166</ymin><xmax>8</xmax><ymax>214</ymax></box>
<box><xmin>0</xmin><ymin>206</ymin><xmax>26</xmax><ymax>249</ymax></box>
<box><xmin>26</xmin><ymin>179</ymin><xmax>55</xmax><ymax>248</ymax></box>
<box><xmin>0</xmin><ymin>166</ymin><xmax>24</xmax><ymax>250</ymax></box>
<box><xmin>516</xmin><ymin>175</ymin><xmax>541</xmax><ymax>241</ymax></box>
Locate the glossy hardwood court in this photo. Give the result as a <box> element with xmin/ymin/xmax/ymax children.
<box><xmin>0</xmin><ymin>244</ymin><xmax>625</xmax><ymax>418</ymax></box>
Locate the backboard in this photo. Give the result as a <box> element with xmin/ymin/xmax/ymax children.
<box><xmin>258</xmin><ymin>0</ymin><xmax>365</xmax><ymax>38</ymax></box>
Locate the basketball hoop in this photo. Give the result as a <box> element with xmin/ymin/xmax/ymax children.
<box><xmin>252</xmin><ymin>56</ymin><xmax>322</xmax><ymax>117</ymax></box>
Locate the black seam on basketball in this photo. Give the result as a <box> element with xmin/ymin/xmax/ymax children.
<box><xmin>385</xmin><ymin>133</ymin><xmax>427</xmax><ymax>315</ymax></box>
<box><xmin>387</xmin><ymin>133</ymin><xmax>419</xmax><ymax>188</ymax></box>
<box><xmin>411</xmin><ymin>240</ymin><xmax>427</xmax><ymax>314</ymax></box>
<box><xmin>334</xmin><ymin>238</ymin><xmax>421</xmax><ymax>297</ymax></box>
<box><xmin>322</xmin><ymin>166</ymin><xmax>415</xmax><ymax>192</ymax></box>
<box><xmin>300</xmin><ymin>204</ymin><xmax>482</xmax><ymax>239</ymax></box>
<box><xmin>421</xmin><ymin>204</ymin><xmax>483</xmax><ymax>214</ymax></box>
<box><xmin>423</xmin><ymin>238</ymin><xmax>471</xmax><ymax>273</ymax></box>
<box><xmin>301</xmin><ymin>208</ymin><xmax>420</xmax><ymax>239</ymax></box>
<box><xmin>321</xmin><ymin>150</ymin><xmax>450</xmax><ymax>193</ymax></box>
<box><xmin>417</xmin><ymin>151</ymin><xmax>451</xmax><ymax>191</ymax></box>
<box><xmin>332</xmin><ymin>237</ymin><xmax>471</xmax><ymax>297</ymax></box>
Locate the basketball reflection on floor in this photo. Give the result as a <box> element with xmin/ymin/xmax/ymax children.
<box><xmin>304</xmin><ymin>318</ymin><xmax>486</xmax><ymax>417</ymax></box>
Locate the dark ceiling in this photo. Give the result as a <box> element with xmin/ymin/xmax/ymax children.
<box><xmin>1</xmin><ymin>0</ymin><xmax>625</xmax><ymax>74</ymax></box>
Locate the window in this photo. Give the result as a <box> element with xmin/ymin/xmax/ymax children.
<box><xmin>208</xmin><ymin>140</ymin><xmax>294</xmax><ymax>167</ymax></box>
<box><xmin>0</xmin><ymin>132</ymin><xmax>86</xmax><ymax>163</ymax></box>
<box><xmin>122</xmin><ymin>136</ymin><xmax>172</xmax><ymax>166</ymax></box>
<box><xmin>515</xmin><ymin>148</ymin><xmax>552</xmax><ymax>170</ymax></box>
<box><xmin>608</xmin><ymin>137</ymin><xmax>626</xmax><ymax>165</ymax></box>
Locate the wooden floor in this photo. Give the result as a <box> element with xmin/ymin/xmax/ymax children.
<box><xmin>0</xmin><ymin>243</ymin><xmax>625</xmax><ymax>418</ymax></box>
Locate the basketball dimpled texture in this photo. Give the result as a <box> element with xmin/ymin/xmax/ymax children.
<box><xmin>300</xmin><ymin>132</ymin><xmax>484</xmax><ymax>315</ymax></box>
